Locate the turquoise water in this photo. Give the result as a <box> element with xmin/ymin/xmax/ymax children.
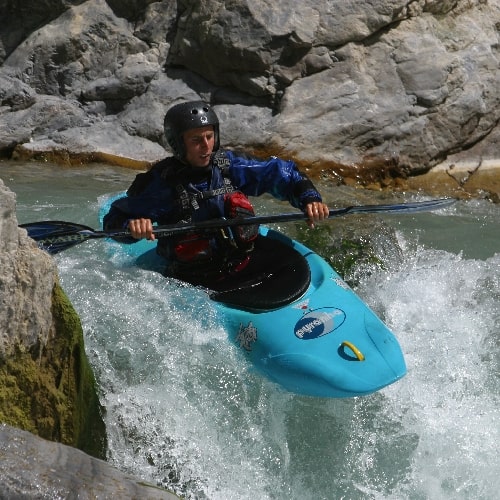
<box><xmin>2</xmin><ymin>162</ymin><xmax>499</xmax><ymax>499</ymax></box>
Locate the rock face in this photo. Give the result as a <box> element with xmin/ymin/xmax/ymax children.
<box><xmin>0</xmin><ymin>179</ymin><xmax>105</xmax><ymax>457</ymax></box>
<box><xmin>0</xmin><ymin>424</ymin><xmax>179</xmax><ymax>499</ymax></box>
<box><xmin>0</xmin><ymin>0</ymin><xmax>498</xmax><ymax>180</ymax></box>
<box><xmin>0</xmin><ymin>181</ymin><xmax>55</xmax><ymax>354</ymax></box>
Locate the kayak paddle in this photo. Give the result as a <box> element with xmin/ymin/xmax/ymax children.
<box><xmin>20</xmin><ymin>198</ymin><xmax>456</xmax><ymax>255</ymax></box>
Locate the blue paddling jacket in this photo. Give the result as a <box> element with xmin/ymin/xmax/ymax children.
<box><xmin>103</xmin><ymin>149</ymin><xmax>323</xmax><ymax>280</ymax></box>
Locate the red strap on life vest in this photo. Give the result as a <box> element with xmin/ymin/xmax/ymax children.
<box><xmin>174</xmin><ymin>235</ymin><xmax>212</xmax><ymax>262</ymax></box>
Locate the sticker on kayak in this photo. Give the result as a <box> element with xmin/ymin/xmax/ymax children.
<box><xmin>294</xmin><ymin>307</ymin><xmax>346</xmax><ymax>340</ymax></box>
<box><xmin>237</xmin><ymin>321</ymin><xmax>258</xmax><ymax>351</ymax></box>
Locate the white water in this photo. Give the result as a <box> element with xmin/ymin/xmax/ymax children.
<box><xmin>3</xmin><ymin>163</ymin><xmax>499</xmax><ymax>499</ymax></box>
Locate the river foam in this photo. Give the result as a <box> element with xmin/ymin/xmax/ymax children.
<box><xmin>53</xmin><ymin>226</ymin><xmax>499</xmax><ymax>499</ymax></box>
<box><xmin>4</xmin><ymin>163</ymin><xmax>498</xmax><ymax>499</ymax></box>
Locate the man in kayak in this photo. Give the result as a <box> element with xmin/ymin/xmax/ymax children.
<box><xmin>103</xmin><ymin>100</ymin><xmax>329</xmax><ymax>288</ymax></box>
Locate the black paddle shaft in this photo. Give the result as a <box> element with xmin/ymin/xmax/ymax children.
<box><xmin>20</xmin><ymin>198</ymin><xmax>456</xmax><ymax>254</ymax></box>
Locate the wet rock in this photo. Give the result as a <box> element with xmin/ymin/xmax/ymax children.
<box><xmin>0</xmin><ymin>424</ymin><xmax>179</xmax><ymax>499</ymax></box>
<box><xmin>0</xmin><ymin>180</ymin><xmax>55</xmax><ymax>354</ymax></box>
<box><xmin>0</xmin><ymin>179</ymin><xmax>106</xmax><ymax>457</ymax></box>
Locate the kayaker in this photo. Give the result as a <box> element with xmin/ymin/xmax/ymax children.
<box><xmin>103</xmin><ymin>100</ymin><xmax>329</xmax><ymax>287</ymax></box>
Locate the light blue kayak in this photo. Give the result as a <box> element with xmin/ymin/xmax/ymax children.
<box><xmin>24</xmin><ymin>195</ymin><xmax>458</xmax><ymax>398</ymax></box>
<box><xmin>99</xmin><ymin>196</ymin><xmax>406</xmax><ymax>398</ymax></box>
<box><xmin>211</xmin><ymin>227</ymin><xmax>407</xmax><ymax>398</ymax></box>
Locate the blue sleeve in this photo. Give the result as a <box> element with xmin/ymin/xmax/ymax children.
<box><xmin>225</xmin><ymin>150</ymin><xmax>322</xmax><ymax>210</ymax></box>
<box><xmin>102</xmin><ymin>168</ymin><xmax>177</xmax><ymax>242</ymax></box>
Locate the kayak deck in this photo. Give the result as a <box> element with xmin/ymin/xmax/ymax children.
<box><xmin>209</xmin><ymin>234</ymin><xmax>311</xmax><ymax>310</ymax></box>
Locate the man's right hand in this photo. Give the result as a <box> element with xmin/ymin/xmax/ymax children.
<box><xmin>128</xmin><ymin>218</ymin><xmax>155</xmax><ymax>240</ymax></box>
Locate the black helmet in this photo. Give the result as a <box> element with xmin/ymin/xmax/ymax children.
<box><xmin>164</xmin><ymin>101</ymin><xmax>220</xmax><ymax>161</ymax></box>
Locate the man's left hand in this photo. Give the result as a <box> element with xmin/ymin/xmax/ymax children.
<box><xmin>305</xmin><ymin>201</ymin><xmax>329</xmax><ymax>228</ymax></box>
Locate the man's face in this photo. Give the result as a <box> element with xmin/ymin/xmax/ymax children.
<box><xmin>183</xmin><ymin>126</ymin><xmax>215</xmax><ymax>167</ymax></box>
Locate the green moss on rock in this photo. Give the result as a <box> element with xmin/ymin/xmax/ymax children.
<box><xmin>0</xmin><ymin>282</ymin><xmax>107</xmax><ymax>459</ymax></box>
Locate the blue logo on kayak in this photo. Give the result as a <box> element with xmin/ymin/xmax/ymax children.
<box><xmin>294</xmin><ymin>308</ymin><xmax>346</xmax><ymax>340</ymax></box>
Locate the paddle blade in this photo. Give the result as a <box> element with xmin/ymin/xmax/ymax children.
<box><xmin>19</xmin><ymin>221</ymin><xmax>97</xmax><ymax>254</ymax></box>
<box><xmin>349</xmin><ymin>197</ymin><xmax>456</xmax><ymax>215</ymax></box>
<box><xmin>330</xmin><ymin>197</ymin><xmax>456</xmax><ymax>217</ymax></box>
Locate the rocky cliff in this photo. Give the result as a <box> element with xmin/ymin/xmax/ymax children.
<box><xmin>0</xmin><ymin>179</ymin><xmax>106</xmax><ymax>456</ymax></box>
<box><xmin>0</xmin><ymin>0</ymin><xmax>498</xmax><ymax>190</ymax></box>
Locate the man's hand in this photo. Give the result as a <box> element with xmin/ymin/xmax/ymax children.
<box><xmin>305</xmin><ymin>201</ymin><xmax>329</xmax><ymax>228</ymax></box>
<box><xmin>128</xmin><ymin>218</ymin><xmax>155</xmax><ymax>240</ymax></box>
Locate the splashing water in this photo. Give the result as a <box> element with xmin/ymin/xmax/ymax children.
<box><xmin>4</xmin><ymin>163</ymin><xmax>499</xmax><ymax>499</ymax></box>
